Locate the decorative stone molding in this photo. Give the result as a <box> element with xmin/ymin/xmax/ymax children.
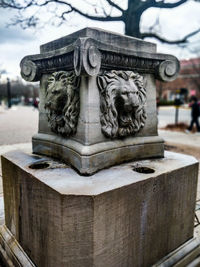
<box><xmin>97</xmin><ymin>70</ymin><xmax>146</xmax><ymax>138</ymax></box>
<box><xmin>20</xmin><ymin>36</ymin><xmax>179</xmax><ymax>82</ymax></box>
<box><xmin>44</xmin><ymin>71</ymin><xmax>80</xmax><ymax>137</ymax></box>
<box><xmin>20</xmin><ymin>59</ymin><xmax>41</xmax><ymax>82</ymax></box>
<box><xmin>74</xmin><ymin>38</ymin><xmax>101</xmax><ymax>76</ymax></box>
<box><xmin>156</xmin><ymin>60</ymin><xmax>179</xmax><ymax>82</ymax></box>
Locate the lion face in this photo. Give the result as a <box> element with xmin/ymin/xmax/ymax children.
<box><xmin>45</xmin><ymin>77</ymin><xmax>68</xmax><ymax>113</ymax></box>
<box><xmin>44</xmin><ymin>71</ymin><xmax>80</xmax><ymax>137</ymax></box>
<box><xmin>97</xmin><ymin>70</ymin><xmax>147</xmax><ymax>138</ymax></box>
<box><xmin>117</xmin><ymin>78</ymin><xmax>140</xmax><ymax>112</ymax></box>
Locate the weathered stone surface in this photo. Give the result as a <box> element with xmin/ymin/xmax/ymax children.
<box><xmin>40</xmin><ymin>27</ymin><xmax>157</xmax><ymax>54</ymax></box>
<box><xmin>0</xmin><ymin>150</ymin><xmax>198</xmax><ymax>267</ymax></box>
<box><xmin>44</xmin><ymin>71</ymin><xmax>80</xmax><ymax>136</ymax></box>
<box><xmin>20</xmin><ymin>28</ymin><xmax>179</xmax><ymax>81</ymax></box>
<box><xmin>33</xmin><ymin>69</ymin><xmax>162</xmax><ymax>174</ymax></box>
<box><xmin>20</xmin><ymin>27</ymin><xmax>180</xmax><ymax>174</ymax></box>
<box><xmin>32</xmin><ymin>134</ymin><xmax>164</xmax><ymax>175</ymax></box>
<box><xmin>97</xmin><ymin>71</ymin><xmax>147</xmax><ymax>138</ymax></box>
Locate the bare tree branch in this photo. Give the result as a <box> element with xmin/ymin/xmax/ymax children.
<box><xmin>58</xmin><ymin>2</ymin><xmax>123</xmax><ymax>21</ymax></box>
<box><xmin>59</xmin><ymin>9</ymin><xmax>73</xmax><ymax>21</ymax></box>
<box><xmin>141</xmin><ymin>28</ymin><xmax>200</xmax><ymax>44</ymax></box>
<box><xmin>1</xmin><ymin>0</ymin><xmax>199</xmax><ymax>46</ymax></box>
<box><xmin>104</xmin><ymin>0</ymin><xmax>124</xmax><ymax>12</ymax></box>
<box><xmin>0</xmin><ymin>0</ymin><xmax>123</xmax><ymax>21</ymax></box>
<box><xmin>0</xmin><ymin>0</ymin><xmax>33</xmax><ymax>9</ymax></box>
<box><xmin>9</xmin><ymin>15</ymin><xmax>40</xmax><ymax>29</ymax></box>
<box><xmin>152</xmin><ymin>0</ymin><xmax>188</xmax><ymax>9</ymax></box>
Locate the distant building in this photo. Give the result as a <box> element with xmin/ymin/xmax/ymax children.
<box><xmin>157</xmin><ymin>57</ymin><xmax>200</xmax><ymax>102</ymax></box>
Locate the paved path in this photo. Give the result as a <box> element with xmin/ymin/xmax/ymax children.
<box><xmin>0</xmin><ymin>105</ymin><xmax>194</xmax><ymax>145</ymax></box>
<box><xmin>159</xmin><ymin>129</ymin><xmax>200</xmax><ymax>151</ymax></box>
<box><xmin>0</xmin><ymin>106</ymin><xmax>38</xmax><ymax>145</ymax></box>
<box><xmin>158</xmin><ymin>105</ymin><xmax>191</xmax><ymax>128</ymax></box>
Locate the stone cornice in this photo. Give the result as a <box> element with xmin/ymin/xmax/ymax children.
<box><xmin>20</xmin><ymin>37</ymin><xmax>180</xmax><ymax>82</ymax></box>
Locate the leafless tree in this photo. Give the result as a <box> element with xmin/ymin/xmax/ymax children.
<box><xmin>0</xmin><ymin>0</ymin><xmax>200</xmax><ymax>45</ymax></box>
<box><xmin>0</xmin><ymin>78</ymin><xmax>39</xmax><ymax>99</ymax></box>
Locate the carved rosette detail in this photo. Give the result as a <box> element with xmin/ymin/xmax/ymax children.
<box><xmin>97</xmin><ymin>70</ymin><xmax>147</xmax><ymax>138</ymax></box>
<box><xmin>44</xmin><ymin>71</ymin><xmax>80</xmax><ymax>137</ymax></box>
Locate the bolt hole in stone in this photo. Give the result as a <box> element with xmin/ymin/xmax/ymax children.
<box><xmin>132</xmin><ymin>166</ymin><xmax>155</xmax><ymax>174</ymax></box>
<box><xmin>29</xmin><ymin>161</ymin><xmax>50</xmax><ymax>169</ymax></box>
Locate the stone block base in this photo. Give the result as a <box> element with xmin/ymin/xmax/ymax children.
<box><xmin>0</xmin><ymin>150</ymin><xmax>199</xmax><ymax>267</ymax></box>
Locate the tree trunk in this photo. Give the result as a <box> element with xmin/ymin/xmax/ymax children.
<box><xmin>124</xmin><ymin>15</ymin><xmax>141</xmax><ymax>38</ymax></box>
<box><xmin>124</xmin><ymin>0</ymin><xmax>143</xmax><ymax>38</ymax></box>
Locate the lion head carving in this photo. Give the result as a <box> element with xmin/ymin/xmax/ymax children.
<box><xmin>45</xmin><ymin>71</ymin><xmax>80</xmax><ymax>137</ymax></box>
<box><xmin>97</xmin><ymin>70</ymin><xmax>147</xmax><ymax>138</ymax></box>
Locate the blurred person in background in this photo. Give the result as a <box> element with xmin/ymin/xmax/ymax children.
<box><xmin>33</xmin><ymin>98</ymin><xmax>39</xmax><ymax>109</ymax></box>
<box><xmin>186</xmin><ymin>96</ymin><xmax>200</xmax><ymax>134</ymax></box>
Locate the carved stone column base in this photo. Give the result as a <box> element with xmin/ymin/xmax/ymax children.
<box><xmin>32</xmin><ymin>133</ymin><xmax>164</xmax><ymax>175</ymax></box>
<box><xmin>153</xmin><ymin>238</ymin><xmax>200</xmax><ymax>267</ymax></box>
<box><xmin>1</xmin><ymin>227</ymin><xmax>200</xmax><ymax>267</ymax></box>
<box><xmin>1</xmin><ymin>150</ymin><xmax>198</xmax><ymax>266</ymax></box>
<box><xmin>0</xmin><ymin>225</ymin><xmax>35</xmax><ymax>267</ymax></box>
<box><xmin>20</xmin><ymin>27</ymin><xmax>180</xmax><ymax>175</ymax></box>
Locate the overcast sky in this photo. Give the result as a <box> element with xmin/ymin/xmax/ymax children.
<box><xmin>0</xmin><ymin>0</ymin><xmax>200</xmax><ymax>80</ymax></box>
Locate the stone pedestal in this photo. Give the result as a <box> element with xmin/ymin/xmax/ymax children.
<box><xmin>20</xmin><ymin>27</ymin><xmax>180</xmax><ymax>174</ymax></box>
<box><xmin>0</xmin><ymin>150</ymin><xmax>199</xmax><ymax>267</ymax></box>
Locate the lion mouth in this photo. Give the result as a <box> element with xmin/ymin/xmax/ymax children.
<box><xmin>119</xmin><ymin>114</ymin><xmax>133</xmax><ymax>126</ymax></box>
<box><xmin>124</xmin><ymin>105</ymin><xmax>133</xmax><ymax>112</ymax></box>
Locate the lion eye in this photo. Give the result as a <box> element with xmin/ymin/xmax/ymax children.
<box><xmin>48</xmin><ymin>78</ymin><xmax>55</xmax><ymax>84</ymax></box>
<box><xmin>121</xmin><ymin>91</ymin><xmax>128</xmax><ymax>95</ymax></box>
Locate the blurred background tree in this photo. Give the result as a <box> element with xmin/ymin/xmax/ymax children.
<box><xmin>0</xmin><ymin>0</ymin><xmax>200</xmax><ymax>45</ymax></box>
<box><xmin>0</xmin><ymin>76</ymin><xmax>39</xmax><ymax>105</ymax></box>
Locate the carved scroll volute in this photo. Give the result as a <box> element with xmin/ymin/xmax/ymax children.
<box><xmin>74</xmin><ymin>38</ymin><xmax>101</xmax><ymax>76</ymax></box>
<box><xmin>156</xmin><ymin>59</ymin><xmax>180</xmax><ymax>82</ymax></box>
<box><xmin>20</xmin><ymin>57</ymin><xmax>41</xmax><ymax>82</ymax></box>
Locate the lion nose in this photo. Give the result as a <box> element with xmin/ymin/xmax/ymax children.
<box><xmin>124</xmin><ymin>104</ymin><xmax>133</xmax><ymax>112</ymax></box>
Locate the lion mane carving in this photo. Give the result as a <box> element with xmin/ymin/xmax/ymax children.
<box><xmin>97</xmin><ymin>70</ymin><xmax>147</xmax><ymax>138</ymax></box>
<box><xmin>45</xmin><ymin>71</ymin><xmax>80</xmax><ymax>137</ymax></box>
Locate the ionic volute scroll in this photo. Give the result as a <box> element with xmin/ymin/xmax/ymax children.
<box><xmin>155</xmin><ymin>59</ymin><xmax>180</xmax><ymax>82</ymax></box>
<box><xmin>20</xmin><ymin>57</ymin><xmax>41</xmax><ymax>82</ymax></box>
<box><xmin>73</xmin><ymin>38</ymin><xmax>101</xmax><ymax>76</ymax></box>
